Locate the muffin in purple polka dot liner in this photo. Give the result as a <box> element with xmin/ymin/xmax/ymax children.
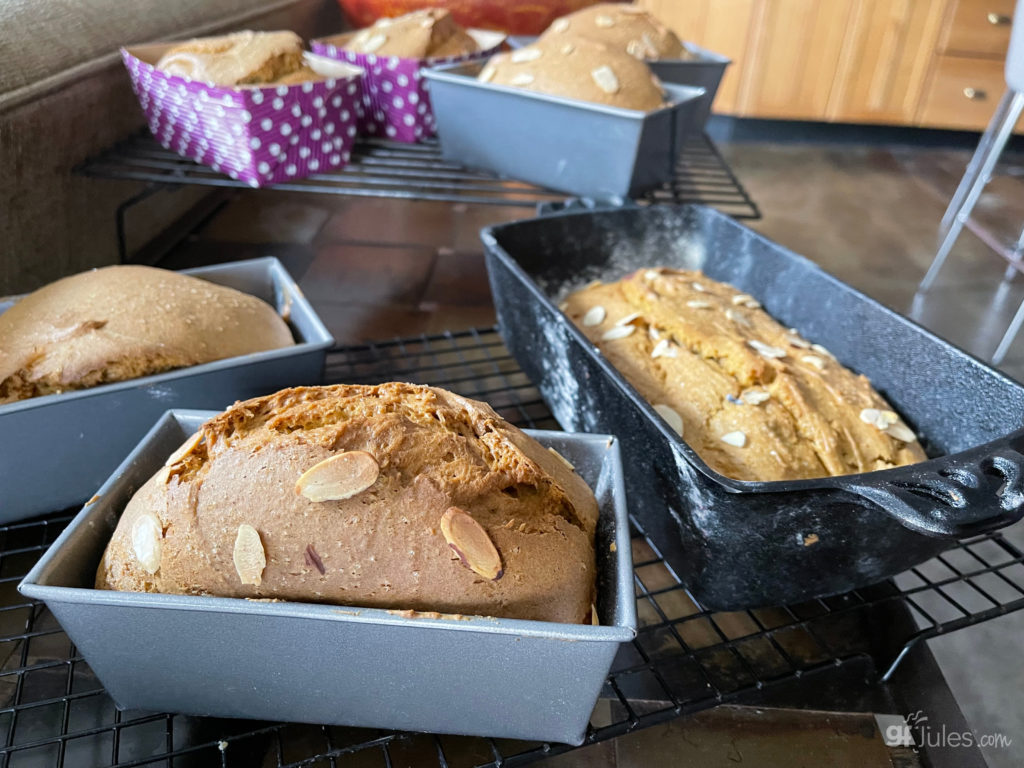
<box><xmin>311</xmin><ymin>30</ymin><xmax>504</xmax><ymax>143</ymax></box>
<box><xmin>122</xmin><ymin>44</ymin><xmax>365</xmax><ymax>187</ymax></box>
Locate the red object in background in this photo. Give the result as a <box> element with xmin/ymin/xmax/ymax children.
<box><xmin>336</xmin><ymin>0</ymin><xmax>615</xmax><ymax>35</ymax></box>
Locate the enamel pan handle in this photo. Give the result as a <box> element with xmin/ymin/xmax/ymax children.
<box><xmin>846</xmin><ymin>447</ymin><xmax>1024</xmax><ymax>538</ymax></box>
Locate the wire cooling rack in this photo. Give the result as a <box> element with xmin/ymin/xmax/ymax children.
<box><xmin>3</xmin><ymin>327</ymin><xmax>1024</xmax><ymax>767</ymax></box>
<box><xmin>78</xmin><ymin>131</ymin><xmax>761</xmax><ymax>217</ymax></box>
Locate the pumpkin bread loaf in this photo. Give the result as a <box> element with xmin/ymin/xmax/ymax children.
<box><xmin>541</xmin><ymin>3</ymin><xmax>691</xmax><ymax>61</ymax></box>
<box><xmin>96</xmin><ymin>383</ymin><xmax>599</xmax><ymax>624</ymax></box>
<box><xmin>563</xmin><ymin>268</ymin><xmax>926</xmax><ymax>482</ymax></box>
<box><xmin>479</xmin><ymin>35</ymin><xmax>666</xmax><ymax>111</ymax></box>
<box><xmin>336</xmin><ymin>9</ymin><xmax>480</xmax><ymax>59</ymax></box>
<box><xmin>155</xmin><ymin>30</ymin><xmax>306</xmax><ymax>85</ymax></box>
<box><xmin>0</xmin><ymin>265</ymin><xmax>294</xmax><ymax>404</ymax></box>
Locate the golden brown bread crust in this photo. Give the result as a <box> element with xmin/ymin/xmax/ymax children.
<box><xmin>336</xmin><ymin>9</ymin><xmax>480</xmax><ymax>59</ymax></box>
<box><xmin>479</xmin><ymin>35</ymin><xmax>666</xmax><ymax>111</ymax></box>
<box><xmin>269</xmin><ymin>66</ymin><xmax>326</xmax><ymax>86</ymax></box>
<box><xmin>0</xmin><ymin>266</ymin><xmax>294</xmax><ymax>404</ymax></box>
<box><xmin>156</xmin><ymin>31</ymin><xmax>306</xmax><ymax>86</ymax></box>
<box><xmin>564</xmin><ymin>269</ymin><xmax>926</xmax><ymax>482</ymax></box>
<box><xmin>96</xmin><ymin>383</ymin><xmax>599</xmax><ymax>624</ymax></box>
<box><xmin>542</xmin><ymin>4</ymin><xmax>690</xmax><ymax>61</ymax></box>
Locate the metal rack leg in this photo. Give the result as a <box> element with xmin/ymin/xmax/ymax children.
<box><xmin>115</xmin><ymin>183</ymin><xmax>167</xmax><ymax>263</ymax></box>
<box><xmin>918</xmin><ymin>90</ymin><xmax>1024</xmax><ymax>294</ymax></box>
<box><xmin>940</xmin><ymin>89</ymin><xmax>1015</xmax><ymax>234</ymax></box>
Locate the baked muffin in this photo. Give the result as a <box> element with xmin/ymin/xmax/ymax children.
<box><xmin>96</xmin><ymin>383</ymin><xmax>599</xmax><ymax>625</ymax></box>
<box><xmin>563</xmin><ymin>268</ymin><xmax>926</xmax><ymax>482</ymax></box>
<box><xmin>155</xmin><ymin>30</ymin><xmax>306</xmax><ymax>86</ymax></box>
<box><xmin>0</xmin><ymin>266</ymin><xmax>294</xmax><ymax>404</ymax></box>
<box><xmin>542</xmin><ymin>3</ymin><xmax>692</xmax><ymax>61</ymax></box>
<box><xmin>339</xmin><ymin>9</ymin><xmax>480</xmax><ymax>59</ymax></box>
<box><xmin>479</xmin><ymin>35</ymin><xmax>666</xmax><ymax>111</ymax></box>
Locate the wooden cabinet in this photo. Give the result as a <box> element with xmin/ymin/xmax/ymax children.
<box><xmin>941</xmin><ymin>0</ymin><xmax>1014</xmax><ymax>56</ymax></box>
<box><xmin>737</xmin><ymin>0</ymin><xmax>856</xmax><ymax>119</ymax></box>
<box><xmin>921</xmin><ymin>0</ymin><xmax>1017</xmax><ymax>130</ymax></box>
<box><xmin>827</xmin><ymin>0</ymin><xmax>947</xmax><ymax>124</ymax></box>
<box><xmin>918</xmin><ymin>54</ymin><xmax>1006</xmax><ymax>128</ymax></box>
<box><xmin>640</xmin><ymin>0</ymin><xmax>759</xmax><ymax>114</ymax></box>
<box><xmin>638</xmin><ymin>0</ymin><xmax>1016</xmax><ymax>132</ymax></box>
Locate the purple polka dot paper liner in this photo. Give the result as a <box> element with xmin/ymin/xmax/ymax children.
<box><xmin>121</xmin><ymin>46</ymin><xmax>364</xmax><ymax>188</ymax></box>
<box><xmin>311</xmin><ymin>30</ymin><xmax>504</xmax><ymax>143</ymax></box>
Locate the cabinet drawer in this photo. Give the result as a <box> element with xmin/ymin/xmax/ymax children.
<box><xmin>942</xmin><ymin>0</ymin><xmax>1014</xmax><ymax>56</ymax></box>
<box><xmin>919</xmin><ymin>55</ymin><xmax>1005</xmax><ymax>129</ymax></box>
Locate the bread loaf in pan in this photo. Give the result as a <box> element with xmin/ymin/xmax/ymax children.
<box><xmin>156</xmin><ymin>30</ymin><xmax>306</xmax><ymax>85</ymax></box>
<box><xmin>0</xmin><ymin>265</ymin><xmax>294</xmax><ymax>405</ymax></box>
<box><xmin>563</xmin><ymin>268</ymin><xmax>926</xmax><ymax>482</ymax></box>
<box><xmin>97</xmin><ymin>383</ymin><xmax>599</xmax><ymax>624</ymax></box>
<box><xmin>479</xmin><ymin>35</ymin><xmax>666</xmax><ymax>111</ymax></box>
<box><xmin>541</xmin><ymin>3</ymin><xmax>690</xmax><ymax>61</ymax></box>
<box><xmin>340</xmin><ymin>8</ymin><xmax>480</xmax><ymax>59</ymax></box>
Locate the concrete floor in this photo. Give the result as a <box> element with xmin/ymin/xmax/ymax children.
<box><xmin>168</xmin><ymin>132</ymin><xmax>1024</xmax><ymax>768</ymax></box>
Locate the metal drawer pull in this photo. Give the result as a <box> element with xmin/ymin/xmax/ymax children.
<box><xmin>964</xmin><ymin>87</ymin><xmax>988</xmax><ymax>100</ymax></box>
<box><xmin>987</xmin><ymin>12</ymin><xmax>1012</xmax><ymax>25</ymax></box>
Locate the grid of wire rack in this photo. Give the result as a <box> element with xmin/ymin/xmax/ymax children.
<box><xmin>3</xmin><ymin>327</ymin><xmax>1024</xmax><ymax>768</ymax></box>
<box><xmin>77</xmin><ymin>131</ymin><xmax>761</xmax><ymax>219</ymax></box>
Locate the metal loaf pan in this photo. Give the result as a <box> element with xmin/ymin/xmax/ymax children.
<box><xmin>648</xmin><ymin>44</ymin><xmax>731</xmax><ymax>127</ymax></box>
<box><xmin>482</xmin><ymin>203</ymin><xmax>1024</xmax><ymax>610</ymax></box>
<box><xmin>19</xmin><ymin>410</ymin><xmax>635</xmax><ymax>746</ymax></box>
<box><xmin>0</xmin><ymin>257</ymin><xmax>334</xmax><ymax>522</ymax></box>
<box><xmin>422</xmin><ymin>60</ymin><xmax>705</xmax><ymax>199</ymax></box>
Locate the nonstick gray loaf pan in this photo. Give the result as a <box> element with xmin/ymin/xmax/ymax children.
<box><xmin>0</xmin><ymin>257</ymin><xmax>334</xmax><ymax>523</ymax></box>
<box><xmin>483</xmin><ymin>203</ymin><xmax>1024</xmax><ymax>610</ymax></box>
<box><xmin>648</xmin><ymin>43</ymin><xmax>731</xmax><ymax>128</ymax></box>
<box><xmin>19</xmin><ymin>410</ymin><xmax>635</xmax><ymax>745</ymax></box>
<box><xmin>422</xmin><ymin>60</ymin><xmax>705</xmax><ymax>199</ymax></box>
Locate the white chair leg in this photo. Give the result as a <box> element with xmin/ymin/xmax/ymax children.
<box><xmin>994</xmin><ymin>293</ymin><xmax>1024</xmax><ymax>363</ymax></box>
<box><xmin>918</xmin><ymin>90</ymin><xmax>1024</xmax><ymax>294</ymax></box>
<box><xmin>941</xmin><ymin>89</ymin><xmax>1016</xmax><ymax>233</ymax></box>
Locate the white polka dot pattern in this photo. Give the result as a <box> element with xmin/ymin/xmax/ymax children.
<box><xmin>310</xmin><ymin>39</ymin><xmax>499</xmax><ymax>143</ymax></box>
<box><xmin>121</xmin><ymin>48</ymin><xmax>363</xmax><ymax>188</ymax></box>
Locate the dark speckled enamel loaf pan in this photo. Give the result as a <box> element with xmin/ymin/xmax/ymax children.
<box><xmin>483</xmin><ymin>203</ymin><xmax>1024</xmax><ymax>610</ymax></box>
<box><xmin>19</xmin><ymin>410</ymin><xmax>635</xmax><ymax>745</ymax></box>
<box><xmin>0</xmin><ymin>257</ymin><xmax>333</xmax><ymax>522</ymax></box>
